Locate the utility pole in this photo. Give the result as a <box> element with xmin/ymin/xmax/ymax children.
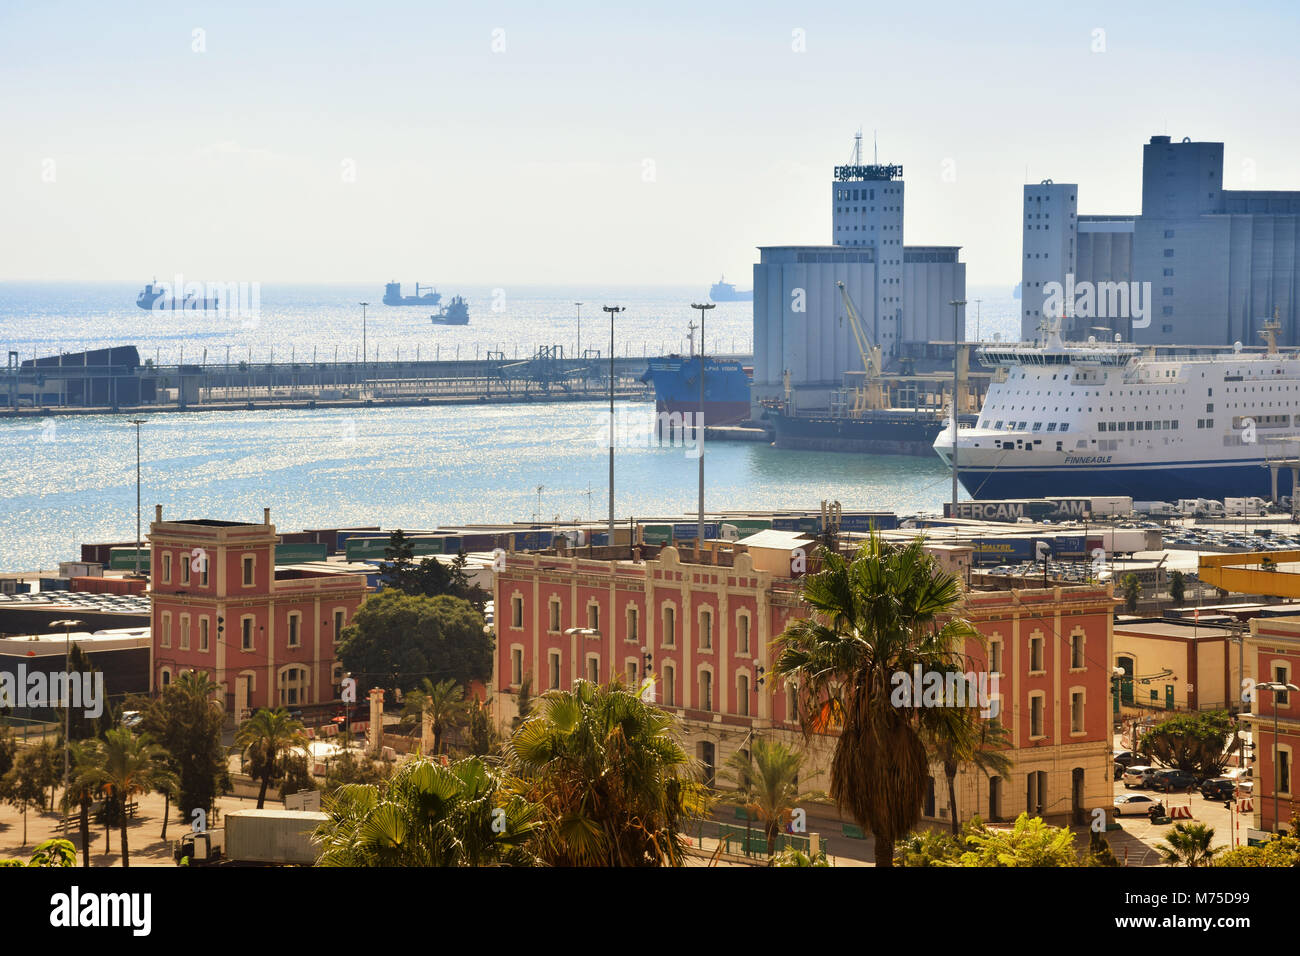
<box><xmin>949</xmin><ymin>300</ymin><xmax>966</xmax><ymax>512</ymax></box>
<box><xmin>691</xmin><ymin>303</ymin><xmax>715</xmax><ymax>549</ymax></box>
<box><xmin>603</xmin><ymin>306</ymin><xmax>624</xmax><ymax>544</ymax></box>
<box><xmin>128</xmin><ymin>419</ymin><xmax>146</xmax><ymax>575</ymax></box>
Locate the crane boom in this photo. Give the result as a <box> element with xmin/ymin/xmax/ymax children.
<box><xmin>835</xmin><ymin>281</ymin><xmax>883</xmax><ymax>379</ymax></box>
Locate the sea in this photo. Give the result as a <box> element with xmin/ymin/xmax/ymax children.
<box><xmin>0</xmin><ymin>281</ymin><xmax>1021</xmax><ymax>573</ymax></box>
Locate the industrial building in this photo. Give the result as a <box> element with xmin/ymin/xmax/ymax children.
<box><xmin>751</xmin><ymin>145</ymin><xmax>968</xmax><ymax>411</ymax></box>
<box><xmin>1022</xmin><ymin>135</ymin><xmax>1300</xmax><ymax>346</ymax></box>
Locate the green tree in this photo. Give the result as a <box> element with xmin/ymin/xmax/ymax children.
<box><xmin>771</xmin><ymin>846</ymin><xmax>831</xmax><ymax>867</ymax></box>
<box><xmin>1215</xmin><ymin>821</ymin><xmax>1300</xmax><ymax>867</ymax></box>
<box><xmin>1157</xmin><ymin>822</ymin><xmax>1220</xmax><ymax>867</ymax></box>
<box><xmin>81</xmin><ymin>728</ymin><xmax>176</xmax><ymax>867</ymax></box>
<box><xmin>137</xmin><ymin>671</ymin><xmax>228</xmax><ymax>824</ymax></box>
<box><xmin>315</xmin><ymin>755</ymin><xmax>541</xmax><ymax>866</ymax></box>
<box><xmin>338</xmin><ymin>589</ymin><xmax>493</xmax><ymax>696</ymax></box>
<box><xmin>894</xmin><ymin>827</ymin><xmax>964</xmax><ymax>867</ymax></box>
<box><xmin>921</xmin><ymin>701</ymin><xmax>1013</xmax><ymax>836</ymax></box>
<box><xmin>61</xmin><ymin>739</ymin><xmax>103</xmax><ymax>868</ymax></box>
<box><xmin>1084</xmin><ymin>830</ymin><xmax>1121</xmax><ymax>867</ymax></box>
<box><xmin>323</xmin><ymin>750</ymin><xmax>395</xmax><ymax>792</ymax></box>
<box><xmin>1122</xmin><ymin>574</ymin><xmax>1141</xmax><ymax>614</ymax></box>
<box><xmin>771</xmin><ymin>534</ymin><xmax>979</xmax><ymax>867</ymax></box>
<box><xmin>953</xmin><ymin>812</ymin><xmax>1078</xmax><ymax>867</ymax></box>
<box><xmin>511</xmin><ymin>675</ymin><xmax>534</xmax><ymax>732</ymax></box>
<box><xmin>466</xmin><ymin>697</ymin><xmax>499</xmax><ymax>757</ymax></box>
<box><xmin>378</xmin><ymin>530</ymin><xmax>490</xmax><ymax>611</ymax></box>
<box><xmin>235</xmin><ymin>708</ymin><xmax>308</xmax><ymax>810</ymax></box>
<box><xmin>3</xmin><ymin>747</ymin><xmax>53</xmax><ymax>848</ymax></box>
<box><xmin>504</xmin><ymin>680</ymin><xmax>711</xmax><ymax>866</ymax></box>
<box><xmin>1169</xmin><ymin>570</ymin><xmax>1186</xmax><ymax>605</ymax></box>
<box><xmin>278</xmin><ymin>752</ymin><xmax>318</xmax><ymax>803</ymax></box>
<box><xmin>65</xmin><ymin>644</ymin><xmax>104</xmax><ymax>743</ymax></box>
<box><xmin>0</xmin><ymin>727</ymin><xmax>15</xmax><ymax>780</ymax></box>
<box><xmin>0</xmin><ymin>838</ymin><xmax>77</xmax><ymax>867</ymax></box>
<box><xmin>721</xmin><ymin>737</ymin><xmax>814</xmax><ymax>854</ymax></box>
<box><xmin>401</xmin><ymin>679</ymin><xmax>467</xmax><ymax>756</ymax></box>
<box><xmin>1139</xmin><ymin>710</ymin><xmax>1235</xmax><ymax>777</ymax></box>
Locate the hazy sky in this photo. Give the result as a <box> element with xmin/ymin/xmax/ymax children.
<box><xmin>2</xmin><ymin>0</ymin><xmax>1297</xmax><ymax>287</ymax></box>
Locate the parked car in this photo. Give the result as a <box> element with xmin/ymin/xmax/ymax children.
<box><xmin>1113</xmin><ymin>794</ymin><xmax>1159</xmax><ymax>817</ymax></box>
<box><xmin>1200</xmin><ymin>778</ymin><xmax>1236</xmax><ymax>800</ymax></box>
<box><xmin>1122</xmin><ymin>765</ymin><xmax>1159</xmax><ymax>789</ymax></box>
<box><xmin>1113</xmin><ymin>750</ymin><xmax>1140</xmax><ymax>768</ymax></box>
<box><xmin>1149</xmin><ymin>769</ymin><xmax>1198</xmax><ymax>793</ymax></box>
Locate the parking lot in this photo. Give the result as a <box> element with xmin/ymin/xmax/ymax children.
<box><xmin>1106</xmin><ymin>775</ymin><xmax>1255</xmax><ymax>864</ymax></box>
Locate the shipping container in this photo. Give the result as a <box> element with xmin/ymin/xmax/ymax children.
<box><xmin>58</xmin><ymin>561</ymin><xmax>103</xmax><ymax>579</ymax></box>
<box><xmin>70</xmin><ymin>576</ymin><xmax>147</xmax><ymax>595</ymax></box>
<box><xmin>726</xmin><ymin>518</ymin><xmax>773</xmax><ymax>537</ymax></box>
<box><xmin>1053</xmin><ymin>535</ymin><xmax>1087</xmax><ymax>556</ymax></box>
<box><xmin>641</xmin><ymin>524</ymin><xmax>673</xmax><ymax>545</ymax></box>
<box><xmin>273</xmin><ymin>542</ymin><xmax>329</xmax><ymax>565</ymax></box>
<box><xmin>672</xmin><ymin>522</ymin><xmax>721</xmax><ymax>540</ymax></box>
<box><xmin>970</xmin><ymin>538</ymin><xmax>1034</xmax><ymax>565</ymax></box>
<box><xmin>839</xmin><ymin>512</ymin><xmax>899</xmax><ymax>532</ymax></box>
<box><xmin>1089</xmin><ymin>496</ymin><xmax>1133</xmax><ymax>517</ymax></box>
<box><xmin>223</xmin><ymin>809</ymin><xmax>328</xmax><ymax>865</ymax></box>
<box><xmin>38</xmin><ymin>576</ymin><xmax>72</xmax><ymax>591</ymax></box>
<box><xmin>108</xmin><ymin>548</ymin><xmax>151</xmax><ymax>572</ymax></box>
<box><xmin>945</xmin><ymin>500</ymin><xmax>1035</xmax><ymax>522</ymax></box>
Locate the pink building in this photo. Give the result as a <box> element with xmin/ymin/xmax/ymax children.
<box><xmin>149</xmin><ymin>506</ymin><xmax>367</xmax><ymax>720</ymax></box>
<box><xmin>493</xmin><ymin>539</ymin><xmax>1116</xmax><ymax>825</ymax></box>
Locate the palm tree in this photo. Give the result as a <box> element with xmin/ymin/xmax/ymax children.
<box><xmin>1157</xmin><ymin>822</ymin><xmax>1220</xmax><ymax>867</ymax></box>
<box><xmin>60</xmin><ymin>740</ymin><xmax>105</xmax><ymax>869</ymax></box>
<box><xmin>315</xmin><ymin>756</ymin><xmax>541</xmax><ymax>866</ymax></box>
<box><xmin>235</xmin><ymin>708</ymin><xmax>308</xmax><ymax>809</ymax></box>
<box><xmin>83</xmin><ymin>728</ymin><xmax>176</xmax><ymax>867</ymax></box>
<box><xmin>771</xmin><ymin>533</ymin><xmax>979</xmax><ymax>867</ymax></box>
<box><xmin>721</xmin><ymin>737</ymin><xmax>815</xmax><ymax>854</ymax></box>
<box><xmin>400</xmin><ymin>679</ymin><xmax>467</xmax><ymax>756</ymax></box>
<box><xmin>504</xmin><ymin>679</ymin><xmax>712</xmax><ymax>866</ymax></box>
<box><xmin>921</xmin><ymin>703</ymin><xmax>1013</xmax><ymax>835</ymax></box>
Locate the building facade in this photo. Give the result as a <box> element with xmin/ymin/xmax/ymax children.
<box><xmin>1244</xmin><ymin>616</ymin><xmax>1300</xmax><ymax>833</ymax></box>
<box><xmin>148</xmin><ymin>506</ymin><xmax>367</xmax><ymax>720</ymax></box>
<box><xmin>491</xmin><ymin>543</ymin><xmax>1115</xmax><ymax>827</ymax></box>
<box><xmin>1022</xmin><ymin>135</ymin><xmax>1300</xmax><ymax>346</ymax></box>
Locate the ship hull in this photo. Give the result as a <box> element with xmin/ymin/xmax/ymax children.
<box><xmin>957</xmin><ymin>460</ymin><xmax>1292</xmax><ymax>501</ymax></box>
<box><xmin>770</xmin><ymin>410</ymin><xmax>967</xmax><ymax>456</ymax></box>
<box><xmin>137</xmin><ymin>297</ymin><xmax>221</xmax><ymax>310</ymax></box>
<box><xmin>640</xmin><ymin>357</ymin><xmax>751</xmax><ymax>427</ymax></box>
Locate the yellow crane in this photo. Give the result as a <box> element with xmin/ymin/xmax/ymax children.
<box><xmin>835</xmin><ymin>281</ymin><xmax>888</xmax><ymax>414</ymax></box>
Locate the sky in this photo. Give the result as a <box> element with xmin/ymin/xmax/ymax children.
<box><xmin>1</xmin><ymin>0</ymin><xmax>1297</xmax><ymax>287</ymax></box>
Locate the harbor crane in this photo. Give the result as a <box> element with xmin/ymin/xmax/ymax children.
<box><xmin>835</xmin><ymin>281</ymin><xmax>887</xmax><ymax>414</ymax></box>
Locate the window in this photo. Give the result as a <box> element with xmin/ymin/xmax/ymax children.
<box><xmin>181</xmin><ymin>557</ymin><xmax>190</xmax><ymax>585</ymax></box>
<box><xmin>511</xmin><ymin>648</ymin><xmax>523</xmax><ymax>686</ymax></box>
<box><xmin>1163</xmin><ymin>229</ymin><xmax>1175</xmax><ymax>239</ymax></box>
<box><xmin>1030</xmin><ymin>694</ymin><xmax>1045</xmax><ymax>737</ymax></box>
<box><xmin>288</xmin><ymin>613</ymin><xmax>301</xmax><ymax>648</ymax></box>
<box><xmin>549</xmin><ymin>598</ymin><xmax>561</xmax><ymax>633</ymax></box>
<box><xmin>737</xmin><ymin>614</ymin><xmax>750</xmax><ymax>655</ymax></box>
<box><xmin>588</xmin><ymin>603</ymin><xmax>600</xmax><ymax>633</ymax></box>
<box><xmin>241</xmin><ymin>617</ymin><xmax>254</xmax><ymax>651</ymax></box>
<box><xmin>511</xmin><ymin>596</ymin><xmax>523</xmax><ymax>628</ymax></box>
<box><xmin>162</xmin><ymin>553</ymin><xmax>172</xmax><ymax>584</ymax></box>
<box><xmin>199</xmin><ymin>617</ymin><xmax>209</xmax><ymax>653</ymax></box>
<box><xmin>179</xmin><ymin>613</ymin><xmax>190</xmax><ymax>650</ymax></box>
<box><xmin>663</xmin><ymin>606</ymin><xmax>676</xmax><ymax>647</ymax></box>
<box><xmin>700</xmin><ymin>670</ymin><xmax>713</xmax><ymax>711</ymax></box>
<box><xmin>1071</xmin><ymin>691</ymin><xmax>1085</xmax><ymax>733</ymax></box>
<box><xmin>1030</xmin><ymin>634</ymin><xmax>1044</xmax><ymax>672</ymax></box>
<box><xmin>279</xmin><ymin>666</ymin><xmax>308</xmax><ymax>707</ymax></box>
<box><xmin>1276</xmin><ymin>666</ymin><xmax>1290</xmax><ymax>707</ymax></box>
<box><xmin>664</xmin><ymin>665</ymin><xmax>676</xmax><ymax>707</ymax></box>
<box><xmin>737</xmin><ymin>675</ymin><xmax>750</xmax><ymax>716</ymax></box>
<box><xmin>548</xmin><ymin>651</ymin><xmax>561</xmax><ymax>691</ymax></box>
<box><xmin>989</xmin><ymin>639</ymin><xmax>1003</xmax><ymax>674</ymax></box>
<box><xmin>626</xmin><ymin>660</ymin><xmax>638</xmax><ymax>685</ymax></box>
<box><xmin>699</xmin><ymin>610</ymin><xmax>712</xmax><ymax>650</ymax></box>
<box><xmin>334</xmin><ymin>610</ymin><xmax>345</xmax><ymax>642</ymax></box>
<box><xmin>786</xmin><ymin>684</ymin><xmax>798</xmax><ymax>722</ymax></box>
<box><xmin>587</xmin><ymin>656</ymin><xmax>599</xmax><ymax>684</ymax></box>
<box><xmin>161</xmin><ymin>612</ymin><xmax>172</xmax><ymax>648</ymax></box>
<box><xmin>627</xmin><ymin>606</ymin><xmax>639</xmax><ymax>643</ymax></box>
<box><xmin>1282</xmin><ymin>749</ymin><xmax>1292</xmax><ymax>795</ymax></box>
<box><xmin>242</xmin><ymin>555</ymin><xmax>255</xmax><ymax>587</ymax></box>
<box><xmin>1071</xmin><ymin>632</ymin><xmax>1085</xmax><ymax>669</ymax></box>
<box><xmin>200</xmin><ymin>559</ymin><xmax>209</xmax><ymax>588</ymax></box>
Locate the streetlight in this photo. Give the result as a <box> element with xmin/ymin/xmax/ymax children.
<box><xmin>360</xmin><ymin>302</ymin><xmax>369</xmax><ymax>378</ymax></box>
<box><xmin>691</xmin><ymin>303</ymin><xmax>715</xmax><ymax>550</ymax></box>
<box><xmin>1256</xmin><ymin>680</ymin><xmax>1299</xmax><ymax>833</ymax></box>
<box><xmin>948</xmin><ymin>299</ymin><xmax>966</xmax><ymax>513</ymax></box>
<box><xmin>602</xmin><ymin>306</ymin><xmax>624</xmax><ymax>545</ymax></box>
<box><xmin>127</xmin><ymin>419</ymin><xmax>146</xmax><ymax>576</ymax></box>
<box><xmin>50</xmin><ymin>618</ymin><xmax>83</xmax><ymax>835</ymax></box>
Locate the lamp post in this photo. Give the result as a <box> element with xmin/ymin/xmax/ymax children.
<box><xmin>948</xmin><ymin>300</ymin><xmax>966</xmax><ymax>512</ymax></box>
<box><xmin>127</xmin><ymin>419</ymin><xmax>146</xmax><ymax>576</ymax></box>
<box><xmin>602</xmin><ymin>306</ymin><xmax>624</xmax><ymax>544</ymax></box>
<box><xmin>1257</xmin><ymin>681</ymin><xmax>1300</xmax><ymax>833</ymax></box>
<box><xmin>50</xmin><ymin>618</ymin><xmax>83</xmax><ymax>835</ymax></box>
<box><xmin>691</xmin><ymin>303</ymin><xmax>715</xmax><ymax>549</ymax></box>
<box><xmin>359</xmin><ymin>302</ymin><xmax>369</xmax><ymax>379</ymax></box>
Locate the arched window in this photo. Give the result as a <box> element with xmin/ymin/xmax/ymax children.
<box><xmin>278</xmin><ymin>665</ymin><xmax>309</xmax><ymax>707</ymax></box>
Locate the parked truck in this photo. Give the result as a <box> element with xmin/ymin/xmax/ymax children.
<box><xmin>1224</xmin><ymin>496</ymin><xmax>1268</xmax><ymax>517</ymax></box>
<box><xmin>174</xmin><ymin>809</ymin><xmax>328</xmax><ymax>866</ymax></box>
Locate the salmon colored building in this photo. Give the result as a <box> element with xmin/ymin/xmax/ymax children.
<box><xmin>492</xmin><ymin>539</ymin><xmax>1116</xmax><ymax>826</ymax></box>
<box><xmin>148</xmin><ymin>506</ymin><xmax>367</xmax><ymax>721</ymax></box>
<box><xmin>1244</xmin><ymin>616</ymin><xmax>1300</xmax><ymax>833</ymax></box>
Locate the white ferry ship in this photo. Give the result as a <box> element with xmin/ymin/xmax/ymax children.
<box><xmin>933</xmin><ymin>322</ymin><xmax>1300</xmax><ymax>501</ymax></box>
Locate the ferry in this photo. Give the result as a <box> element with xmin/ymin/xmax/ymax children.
<box><xmin>933</xmin><ymin>322</ymin><xmax>1300</xmax><ymax>501</ymax></box>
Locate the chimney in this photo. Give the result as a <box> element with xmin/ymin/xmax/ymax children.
<box><xmin>263</xmin><ymin>507</ymin><xmax>271</xmax><ymax>526</ymax></box>
<box><xmin>155</xmin><ymin>504</ymin><xmax>162</xmax><ymax>522</ymax></box>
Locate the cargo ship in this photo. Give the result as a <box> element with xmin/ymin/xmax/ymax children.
<box><xmin>767</xmin><ymin>407</ymin><xmax>976</xmax><ymax>456</ymax></box>
<box><xmin>640</xmin><ymin>355</ymin><xmax>752</xmax><ymax>426</ymax></box>
<box><xmin>934</xmin><ymin>320</ymin><xmax>1300</xmax><ymax>501</ymax></box>
<box><xmin>383</xmin><ymin>281</ymin><xmax>441</xmax><ymax>307</ymax></box>
<box><xmin>708</xmin><ymin>276</ymin><xmax>752</xmax><ymax>303</ymax></box>
<box><xmin>430</xmin><ymin>296</ymin><xmax>469</xmax><ymax>326</ymax></box>
<box><xmin>136</xmin><ymin>280</ymin><xmax>221</xmax><ymax>310</ymax></box>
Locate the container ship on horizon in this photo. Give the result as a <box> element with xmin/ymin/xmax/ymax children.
<box><xmin>934</xmin><ymin>321</ymin><xmax>1300</xmax><ymax>501</ymax></box>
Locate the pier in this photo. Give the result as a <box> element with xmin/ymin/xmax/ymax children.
<box><xmin>2</xmin><ymin>347</ymin><xmax>754</xmax><ymax>416</ymax></box>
